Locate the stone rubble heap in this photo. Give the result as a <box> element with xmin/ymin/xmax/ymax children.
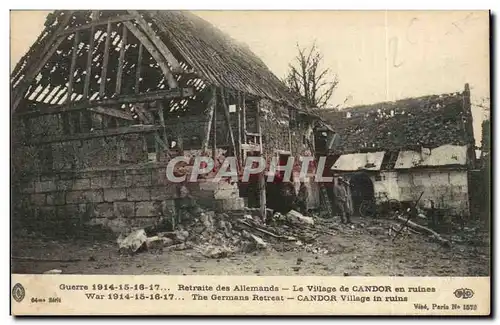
<box><xmin>117</xmin><ymin>207</ymin><xmax>335</xmax><ymax>258</ymax></box>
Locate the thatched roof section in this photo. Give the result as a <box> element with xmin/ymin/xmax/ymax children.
<box><xmin>146</xmin><ymin>11</ymin><xmax>293</xmax><ymax>105</ymax></box>
<box><xmin>315</xmin><ymin>85</ymin><xmax>475</xmax><ymax>153</ymax></box>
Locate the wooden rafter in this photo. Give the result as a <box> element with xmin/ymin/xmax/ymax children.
<box><xmin>24</xmin><ymin>124</ymin><xmax>163</xmax><ymax>145</ymax></box>
<box><xmin>11</xmin><ymin>11</ymin><xmax>74</xmax><ymax>113</ymax></box>
<box><xmin>57</xmin><ymin>15</ymin><xmax>135</xmax><ymax>36</ymax></box>
<box><xmin>241</xmin><ymin>143</ymin><xmax>261</xmax><ymax>151</ymax></box>
<box><xmin>88</xmin><ymin>106</ymin><xmax>134</xmax><ymax>121</ymax></box>
<box><xmin>15</xmin><ymin>12</ymin><xmax>73</xmax><ymax>85</ymax></box>
<box><xmin>134</xmin><ymin>43</ymin><xmax>143</xmax><ymax>93</ymax></box>
<box><xmin>13</xmin><ymin>11</ymin><xmax>212</xmax><ymax>117</ymax></box>
<box><xmin>157</xmin><ymin>101</ymin><xmax>168</xmax><ymax>145</ymax></box>
<box><xmin>123</xmin><ymin>21</ymin><xmax>178</xmax><ymax>89</ymax></box>
<box><xmin>202</xmin><ymin>86</ymin><xmax>216</xmax><ymax>152</ymax></box>
<box><xmin>52</xmin><ymin>86</ymin><xmax>69</xmax><ymax>104</ymax></box>
<box><xmin>46</xmin><ymin>86</ymin><xmax>63</xmax><ymax>104</ymax></box>
<box><xmin>127</xmin><ymin>10</ymin><xmax>182</xmax><ymax>72</ymax></box>
<box><xmin>99</xmin><ymin>21</ymin><xmax>112</xmax><ymax>97</ymax></box>
<box><xmin>115</xmin><ymin>24</ymin><xmax>128</xmax><ymax>95</ymax></box>
<box><xmin>83</xmin><ymin>22</ymin><xmax>97</xmax><ymax>98</ymax></box>
<box><xmin>12</xmin><ymin>35</ymin><xmax>68</xmax><ymax>112</ymax></box>
<box><xmin>67</xmin><ymin>31</ymin><xmax>80</xmax><ymax>103</ymax></box>
<box><xmin>212</xmin><ymin>91</ymin><xmax>217</xmax><ymax>159</ymax></box>
<box><xmin>18</xmin><ymin>88</ymin><xmax>194</xmax><ymax>117</ymax></box>
<box><xmin>39</xmin><ymin>86</ymin><xmax>59</xmax><ymax>103</ymax></box>
<box><xmin>242</xmin><ymin>93</ymin><xmax>247</xmax><ymax>144</ymax></box>
<box><xmin>237</xmin><ymin>91</ymin><xmax>243</xmax><ymax>166</ymax></box>
<box><xmin>24</xmin><ymin>78</ymin><xmax>43</xmax><ymax>100</ymax></box>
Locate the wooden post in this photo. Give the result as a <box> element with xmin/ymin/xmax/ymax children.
<box><xmin>134</xmin><ymin>43</ymin><xmax>143</xmax><ymax>94</ymax></box>
<box><xmin>256</xmin><ymin>99</ymin><xmax>266</xmax><ymax>219</ymax></box>
<box><xmin>115</xmin><ymin>24</ymin><xmax>128</xmax><ymax>95</ymax></box>
<box><xmin>259</xmin><ymin>170</ymin><xmax>266</xmax><ymax>221</ymax></box>
<box><xmin>154</xmin><ymin>132</ymin><xmax>161</xmax><ymax>162</ymax></box>
<box><xmin>256</xmin><ymin>100</ymin><xmax>263</xmax><ymax>152</ymax></box>
<box><xmin>83</xmin><ymin>16</ymin><xmax>97</xmax><ymax>99</ymax></box>
<box><xmin>178</xmin><ymin>124</ymin><xmax>184</xmax><ymax>151</ymax></box>
<box><xmin>202</xmin><ymin>86</ymin><xmax>216</xmax><ymax>152</ymax></box>
<box><xmin>25</xmin><ymin>78</ymin><xmax>43</xmax><ymax>100</ymax></box>
<box><xmin>242</xmin><ymin>94</ymin><xmax>247</xmax><ymax>143</ymax></box>
<box><xmin>157</xmin><ymin>101</ymin><xmax>168</xmax><ymax>145</ymax></box>
<box><xmin>66</xmin><ymin>31</ymin><xmax>79</xmax><ymax>103</ymax></box>
<box><xmin>220</xmin><ymin>88</ymin><xmax>238</xmax><ymax>160</ymax></box>
<box><xmin>99</xmin><ymin>21</ymin><xmax>112</xmax><ymax>98</ymax></box>
<box><xmin>212</xmin><ymin>88</ymin><xmax>217</xmax><ymax>159</ymax></box>
<box><xmin>237</xmin><ymin>91</ymin><xmax>242</xmax><ymax>167</ymax></box>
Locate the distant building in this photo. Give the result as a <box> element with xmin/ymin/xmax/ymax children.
<box><xmin>317</xmin><ymin>84</ymin><xmax>476</xmax><ymax>218</ymax></box>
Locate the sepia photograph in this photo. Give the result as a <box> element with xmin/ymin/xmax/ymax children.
<box><xmin>9</xmin><ymin>8</ymin><xmax>491</xmax><ymax>316</ymax></box>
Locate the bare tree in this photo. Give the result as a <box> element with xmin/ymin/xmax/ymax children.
<box><xmin>284</xmin><ymin>42</ymin><xmax>339</xmax><ymax>109</ymax></box>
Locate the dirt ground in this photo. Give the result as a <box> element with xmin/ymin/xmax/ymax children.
<box><xmin>11</xmin><ymin>216</ymin><xmax>490</xmax><ymax>276</ymax></box>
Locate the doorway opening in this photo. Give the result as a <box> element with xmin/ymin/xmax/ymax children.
<box><xmin>348</xmin><ymin>171</ymin><xmax>375</xmax><ymax>216</ymax></box>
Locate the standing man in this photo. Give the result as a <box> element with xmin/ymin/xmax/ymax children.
<box><xmin>333</xmin><ymin>177</ymin><xmax>352</xmax><ymax>224</ymax></box>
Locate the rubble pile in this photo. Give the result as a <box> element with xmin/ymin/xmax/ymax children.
<box><xmin>318</xmin><ymin>92</ymin><xmax>471</xmax><ymax>152</ymax></box>
<box><xmin>116</xmin><ymin>207</ymin><xmax>335</xmax><ymax>258</ymax></box>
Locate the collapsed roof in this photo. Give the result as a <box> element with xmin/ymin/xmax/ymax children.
<box><xmin>316</xmin><ymin>84</ymin><xmax>475</xmax><ymax>154</ymax></box>
<box><xmin>11</xmin><ymin>10</ymin><xmax>297</xmax><ymax>116</ymax></box>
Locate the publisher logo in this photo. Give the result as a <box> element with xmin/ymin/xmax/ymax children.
<box><xmin>454</xmin><ymin>288</ymin><xmax>474</xmax><ymax>299</ymax></box>
<box><xmin>12</xmin><ymin>283</ymin><xmax>25</xmax><ymax>303</ymax></box>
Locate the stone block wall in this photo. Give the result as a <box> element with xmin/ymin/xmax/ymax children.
<box><xmin>15</xmin><ymin>163</ymin><xmax>247</xmax><ymax>233</ymax></box>
<box><xmin>258</xmin><ymin>98</ymin><xmax>316</xmax><ymax>161</ymax></box>
<box><xmin>12</xmin><ymin>96</ymin><xmax>317</xmax><ymax>234</ymax></box>
<box><xmin>188</xmin><ymin>180</ymin><xmax>244</xmax><ymax>212</ymax></box>
<box><xmin>259</xmin><ymin>99</ymin><xmax>291</xmax><ymax>160</ymax></box>
<box><xmin>15</xmin><ymin>166</ymin><xmax>179</xmax><ymax>233</ymax></box>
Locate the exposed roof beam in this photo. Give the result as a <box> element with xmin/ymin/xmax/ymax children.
<box><xmin>57</xmin><ymin>15</ymin><xmax>135</xmax><ymax>36</ymax></box>
<box><xmin>24</xmin><ymin>124</ymin><xmax>163</xmax><ymax>145</ymax></box>
<box><xmin>16</xmin><ymin>88</ymin><xmax>194</xmax><ymax>117</ymax></box>
<box><xmin>123</xmin><ymin>21</ymin><xmax>178</xmax><ymax>89</ymax></box>
<box><xmin>11</xmin><ymin>11</ymin><xmax>74</xmax><ymax>113</ymax></box>
<box><xmin>88</xmin><ymin>106</ymin><xmax>134</xmax><ymax>121</ymax></box>
<box><xmin>128</xmin><ymin>10</ymin><xmax>182</xmax><ymax>73</ymax></box>
<box><xmin>114</xmin><ymin>24</ymin><xmax>128</xmax><ymax>95</ymax></box>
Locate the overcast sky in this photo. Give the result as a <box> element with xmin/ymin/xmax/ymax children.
<box><xmin>10</xmin><ymin>10</ymin><xmax>489</xmax><ymax>145</ymax></box>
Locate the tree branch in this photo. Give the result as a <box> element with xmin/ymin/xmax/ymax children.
<box><xmin>284</xmin><ymin>43</ymin><xmax>338</xmax><ymax>108</ymax></box>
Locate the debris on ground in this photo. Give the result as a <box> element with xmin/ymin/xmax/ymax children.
<box><xmin>395</xmin><ymin>215</ymin><xmax>451</xmax><ymax>247</ymax></box>
<box><xmin>44</xmin><ymin>269</ymin><xmax>62</xmax><ymax>274</ymax></box>
<box><xmin>198</xmin><ymin>244</ymin><xmax>234</xmax><ymax>258</ymax></box>
<box><xmin>114</xmin><ymin>192</ymin><xmax>481</xmax><ymax>260</ymax></box>
<box><xmin>117</xmin><ymin>229</ymin><xmax>148</xmax><ymax>254</ymax></box>
<box><xmin>115</xmin><ymin>203</ymin><xmax>339</xmax><ymax>258</ymax></box>
<box><xmin>282</xmin><ymin>210</ymin><xmax>315</xmax><ymax>226</ymax></box>
<box><xmin>145</xmin><ymin>236</ymin><xmax>173</xmax><ymax>250</ymax></box>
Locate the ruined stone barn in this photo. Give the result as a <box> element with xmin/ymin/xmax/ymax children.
<box><xmin>317</xmin><ymin>84</ymin><xmax>476</xmax><ymax>217</ymax></box>
<box><xmin>11</xmin><ymin>10</ymin><xmax>322</xmax><ymax>233</ymax></box>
